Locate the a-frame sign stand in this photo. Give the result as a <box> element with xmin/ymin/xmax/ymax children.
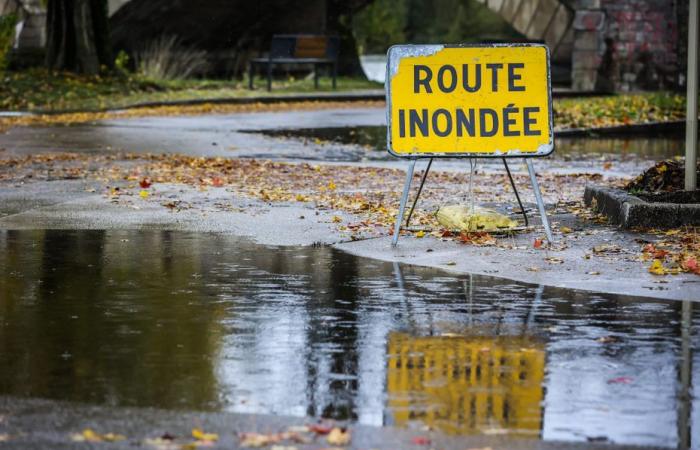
<box><xmin>385</xmin><ymin>44</ymin><xmax>555</xmax><ymax>246</ymax></box>
<box><xmin>390</xmin><ymin>157</ymin><xmax>553</xmax><ymax>247</ymax></box>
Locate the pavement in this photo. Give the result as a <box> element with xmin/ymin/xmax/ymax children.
<box><xmin>0</xmin><ymin>104</ymin><xmax>696</xmax><ymax>450</ymax></box>
<box><xmin>0</xmin><ymin>106</ymin><xmax>695</xmax><ymax>301</ymax></box>
<box><xmin>0</xmin><ymin>396</ymin><xmax>656</xmax><ymax>450</ymax></box>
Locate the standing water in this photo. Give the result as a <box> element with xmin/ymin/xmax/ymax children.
<box><xmin>0</xmin><ymin>230</ymin><xmax>696</xmax><ymax>448</ymax></box>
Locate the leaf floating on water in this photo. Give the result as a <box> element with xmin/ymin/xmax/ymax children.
<box><xmin>415</xmin><ymin>230</ymin><xmax>425</xmax><ymax>238</ymax></box>
<box><xmin>139</xmin><ymin>190</ymin><xmax>149</xmax><ymax>199</ymax></box>
<box><xmin>139</xmin><ymin>177</ymin><xmax>152</xmax><ymax>188</ymax></box>
<box><xmin>533</xmin><ymin>238</ymin><xmax>543</xmax><ymax>249</ymax></box>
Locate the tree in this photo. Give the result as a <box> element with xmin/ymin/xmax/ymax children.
<box><xmin>46</xmin><ymin>0</ymin><xmax>112</xmax><ymax>74</ymax></box>
<box><xmin>110</xmin><ymin>0</ymin><xmax>372</xmax><ymax>78</ymax></box>
<box><xmin>325</xmin><ymin>0</ymin><xmax>374</xmax><ymax>77</ymax></box>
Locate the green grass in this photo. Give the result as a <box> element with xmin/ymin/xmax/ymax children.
<box><xmin>0</xmin><ymin>69</ymin><xmax>382</xmax><ymax>112</ymax></box>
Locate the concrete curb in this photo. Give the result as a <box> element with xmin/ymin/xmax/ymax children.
<box><xmin>557</xmin><ymin>119</ymin><xmax>687</xmax><ymax>137</ymax></box>
<box><xmin>26</xmin><ymin>90</ymin><xmax>388</xmax><ymax>115</ymax></box>
<box><xmin>584</xmin><ymin>185</ymin><xmax>700</xmax><ymax>228</ymax></box>
<box><xmin>2</xmin><ymin>89</ymin><xmax>607</xmax><ymax>116</ymax></box>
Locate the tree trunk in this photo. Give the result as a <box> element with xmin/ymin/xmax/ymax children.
<box><xmin>46</xmin><ymin>0</ymin><xmax>112</xmax><ymax>74</ymax></box>
<box><xmin>326</xmin><ymin>0</ymin><xmax>372</xmax><ymax>77</ymax></box>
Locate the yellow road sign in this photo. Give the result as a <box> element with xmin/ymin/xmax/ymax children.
<box><xmin>386</xmin><ymin>44</ymin><xmax>553</xmax><ymax>157</ymax></box>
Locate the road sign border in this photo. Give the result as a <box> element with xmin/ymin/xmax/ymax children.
<box><xmin>385</xmin><ymin>43</ymin><xmax>554</xmax><ymax>159</ymax></box>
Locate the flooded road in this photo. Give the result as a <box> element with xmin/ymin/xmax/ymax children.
<box><xmin>0</xmin><ymin>230</ymin><xmax>697</xmax><ymax>448</ymax></box>
<box><xmin>256</xmin><ymin>125</ymin><xmax>685</xmax><ymax>162</ymax></box>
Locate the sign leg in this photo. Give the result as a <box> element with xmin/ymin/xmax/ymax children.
<box><xmin>392</xmin><ymin>160</ymin><xmax>416</xmax><ymax>247</ymax></box>
<box><xmin>405</xmin><ymin>158</ymin><xmax>433</xmax><ymax>227</ymax></box>
<box><xmin>526</xmin><ymin>159</ymin><xmax>554</xmax><ymax>243</ymax></box>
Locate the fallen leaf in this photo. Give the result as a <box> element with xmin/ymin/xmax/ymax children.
<box><xmin>533</xmin><ymin>238</ymin><xmax>543</xmax><ymax>249</ymax></box>
<box><xmin>607</xmin><ymin>376</ymin><xmax>633</xmax><ymax>384</ymax></box>
<box><xmin>192</xmin><ymin>428</ymin><xmax>218</xmax><ymax>442</ymax></box>
<box><xmin>415</xmin><ymin>230</ymin><xmax>425</xmax><ymax>238</ymax></box>
<box><xmin>545</xmin><ymin>257</ymin><xmax>564</xmax><ymax>264</ymax></box>
<box><xmin>648</xmin><ymin>259</ymin><xmax>667</xmax><ymax>275</ymax></box>
<box><xmin>326</xmin><ymin>428</ymin><xmax>351</xmax><ymax>446</ymax></box>
<box><xmin>308</xmin><ymin>424</ymin><xmax>333</xmax><ymax>435</ymax></box>
<box><xmin>139</xmin><ymin>177</ymin><xmax>152</xmax><ymax>188</ymax></box>
<box><xmin>71</xmin><ymin>429</ymin><xmax>125</xmax><ymax>442</ymax></box>
<box><xmin>560</xmin><ymin>226</ymin><xmax>573</xmax><ymax>234</ymax></box>
<box><xmin>139</xmin><ymin>190</ymin><xmax>149</xmax><ymax>199</ymax></box>
<box><xmin>411</xmin><ymin>436</ymin><xmax>431</xmax><ymax>445</ymax></box>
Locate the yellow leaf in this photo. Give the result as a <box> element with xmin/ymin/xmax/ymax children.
<box><xmin>415</xmin><ymin>230</ymin><xmax>425</xmax><ymax>238</ymax></box>
<box><xmin>139</xmin><ymin>190</ymin><xmax>149</xmax><ymax>199</ymax></box>
<box><xmin>327</xmin><ymin>180</ymin><xmax>337</xmax><ymax>191</ymax></box>
<box><xmin>326</xmin><ymin>427</ymin><xmax>351</xmax><ymax>446</ymax></box>
<box><xmin>192</xmin><ymin>428</ymin><xmax>218</xmax><ymax>442</ymax></box>
<box><xmin>648</xmin><ymin>259</ymin><xmax>667</xmax><ymax>275</ymax></box>
<box><xmin>560</xmin><ymin>226</ymin><xmax>573</xmax><ymax>234</ymax></box>
<box><xmin>332</xmin><ymin>215</ymin><xmax>342</xmax><ymax>223</ymax></box>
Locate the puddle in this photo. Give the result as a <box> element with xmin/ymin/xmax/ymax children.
<box><xmin>0</xmin><ymin>229</ymin><xmax>697</xmax><ymax>448</ymax></box>
<box><xmin>255</xmin><ymin>125</ymin><xmax>684</xmax><ymax>161</ymax></box>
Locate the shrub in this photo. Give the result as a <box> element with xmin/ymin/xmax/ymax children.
<box><xmin>0</xmin><ymin>13</ymin><xmax>17</xmax><ymax>72</ymax></box>
<box><xmin>134</xmin><ymin>35</ymin><xmax>208</xmax><ymax>80</ymax></box>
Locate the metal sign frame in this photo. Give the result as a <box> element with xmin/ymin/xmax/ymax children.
<box><xmin>386</xmin><ymin>43</ymin><xmax>554</xmax><ymax>159</ymax></box>
<box><xmin>385</xmin><ymin>43</ymin><xmax>555</xmax><ymax>246</ymax></box>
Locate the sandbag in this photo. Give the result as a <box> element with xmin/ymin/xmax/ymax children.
<box><xmin>436</xmin><ymin>204</ymin><xmax>517</xmax><ymax>232</ymax></box>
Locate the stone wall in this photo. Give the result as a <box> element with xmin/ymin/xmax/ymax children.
<box><xmin>571</xmin><ymin>0</ymin><xmax>683</xmax><ymax>91</ymax></box>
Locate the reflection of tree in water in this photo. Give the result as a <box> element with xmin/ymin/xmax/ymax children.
<box><xmin>304</xmin><ymin>248</ymin><xmax>361</xmax><ymax>420</ymax></box>
<box><xmin>0</xmin><ymin>230</ymin><xmax>224</xmax><ymax>410</ymax></box>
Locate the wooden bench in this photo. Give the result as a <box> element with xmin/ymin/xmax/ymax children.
<box><xmin>248</xmin><ymin>35</ymin><xmax>340</xmax><ymax>91</ymax></box>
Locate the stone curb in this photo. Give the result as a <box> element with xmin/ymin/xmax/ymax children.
<box><xmin>584</xmin><ymin>185</ymin><xmax>700</xmax><ymax>228</ymax></box>
<box><xmin>24</xmin><ymin>90</ymin><xmax>388</xmax><ymax>115</ymax></box>
<box><xmin>0</xmin><ymin>89</ymin><xmax>613</xmax><ymax>116</ymax></box>
<box><xmin>557</xmin><ymin>119</ymin><xmax>687</xmax><ymax>137</ymax></box>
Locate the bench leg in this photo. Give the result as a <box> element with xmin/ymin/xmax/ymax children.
<box><xmin>248</xmin><ymin>63</ymin><xmax>254</xmax><ymax>89</ymax></box>
<box><xmin>314</xmin><ymin>63</ymin><xmax>319</xmax><ymax>89</ymax></box>
<box><xmin>332</xmin><ymin>62</ymin><xmax>337</xmax><ymax>90</ymax></box>
<box><xmin>267</xmin><ymin>62</ymin><xmax>272</xmax><ymax>92</ymax></box>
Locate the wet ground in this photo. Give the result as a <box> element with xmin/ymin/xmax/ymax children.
<box><xmin>1</xmin><ymin>105</ymin><xmax>698</xmax><ymax>448</ymax></box>
<box><xmin>0</xmin><ymin>230</ymin><xmax>698</xmax><ymax>448</ymax></box>
<box><xmin>255</xmin><ymin>124</ymin><xmax>685</xmax><ymax>162</ymax></box>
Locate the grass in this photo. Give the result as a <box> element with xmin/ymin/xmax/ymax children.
<box><xmin>0</xmin><ymin>69</ymin><xmax>691</xmax><ymax>131</ymax></box>
<box><xmin>0</xmin><ymin>69</ymin><xmax>382</xmax><ymax>112</ymax></box>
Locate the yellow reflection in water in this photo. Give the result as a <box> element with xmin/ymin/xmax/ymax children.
<box><xmin>387</xmin><ymin>332</ymin><xmax>545</xmax><ymax>436</ymax></box>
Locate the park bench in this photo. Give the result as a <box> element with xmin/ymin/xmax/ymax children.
<box><xmin>248</xmin><ymin>34</ymin><xmax>340</xmax><ymax>91</ymax></box>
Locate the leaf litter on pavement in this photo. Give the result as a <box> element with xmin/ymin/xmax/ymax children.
<box><xmin>2</xmin><ymin>151</ymin><xmax>698</xmax><ymax>277</ymax></box>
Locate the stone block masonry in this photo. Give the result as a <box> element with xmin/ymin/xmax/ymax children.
<box><xmin>572</xmin><ymin>0</ymin><xmax>683</xmax><ymax>91</ymax></box>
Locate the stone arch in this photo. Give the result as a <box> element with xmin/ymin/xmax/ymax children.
<box><xmin>475</xmin><ymin>0</ymin><xmax>575</xmax><ymax>62</ymax></box>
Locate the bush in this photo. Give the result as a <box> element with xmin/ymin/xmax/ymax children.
<box><xmin>134</xmin><ymin>35</ymin><xmax>208</xmax><ymax>80</ymax></box>
<box><xmin>0</xmin><ymin>13</ymin><xmax>17</xmax><ymax>72</ymax></box>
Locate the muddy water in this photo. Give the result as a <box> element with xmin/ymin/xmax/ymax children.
<box><xmin>0</xmin><ymin>230</ymin><xmax>696</xmax><ymax>448</ymax></box>
<box><xmin>257</xmin><ymin>125</ymin><xmax>684</xmax><ymax>161</ymax></box>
